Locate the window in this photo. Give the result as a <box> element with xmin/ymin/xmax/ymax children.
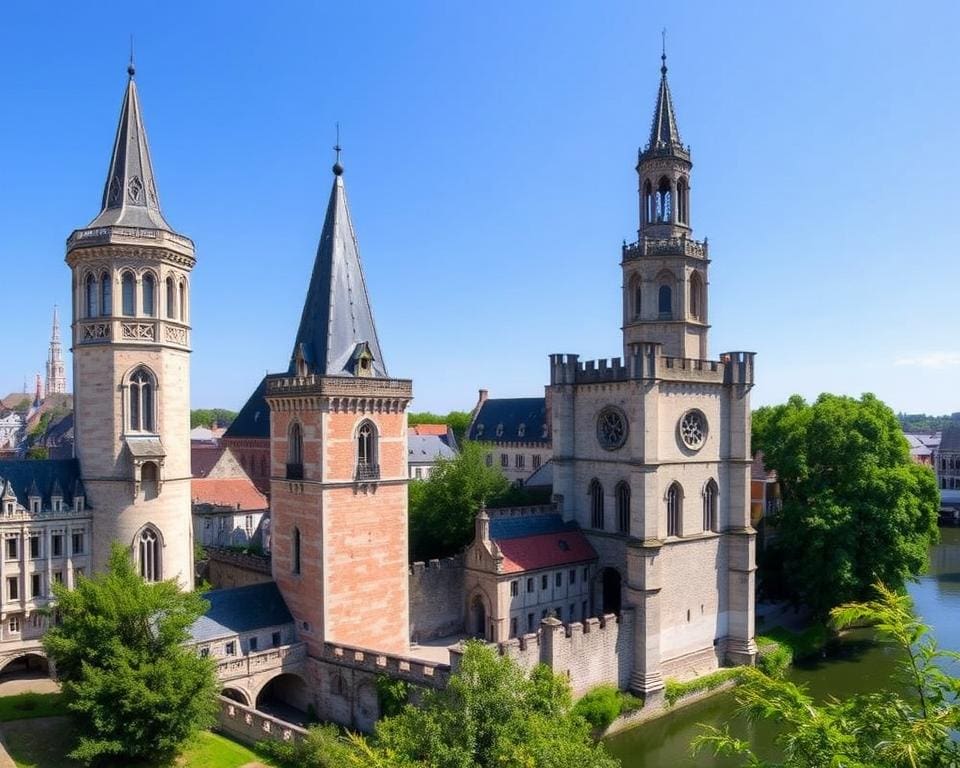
<box><xmin>616</xmin><ymin>482</ymin><xmax>631</xmax><ymax>534</ymax></box>
<box><xmin>510</xmin><ymin>617</ymin><xmax>517</xmax><ymax>638</ymax></box>
<box><xmin>225</xmin><ymin>641</ymin><xmax>236</xmax><ymax>656</ymax></box>
<box><xmin>272</xmin><ymin>631</ymin><xmax>281</xmax><ymax>647</ymax></box>
<box><xmin>286</xmin><ymin>422</ymin><xmax>303</xmax><ymax>479</ymax></box>
<box><xmin>5</xmin><ymin>538</ymin><xmax>17</xmax><ymax>560</ymax></box>
<box><xmin>128</xmin><ymin>368</ymin><xmax>155</xmax><ymax>432</ymax></box>
<box><xmin>142</xmin><ymin>273</ymin><xmax>156</xmax><ymax>317</ymax></box>
<box><xmin>31</xmin><ymin>573</ymin><xmax>41</xmax><ymax>598</ymax></box>
<box><xmin>178</xmin><ymin>282</ymin><xmax>186</xmax><ymax>322</ymax></box>
<box><xmin>569</xmin><ymin>569</ymin><xmax>576</xmax><ymax>585</ymax></box>
<box><xmin>677</xmin><ymin>177</ymin><xmax>689</xmax><ymax>224</ymax></box>
<box><xmin>7</xmin><ymin>577</ymin><xmax>18</xmax><ymax>601</ymax></box>
<box><xmin>703</xmin><ymin>480</ymin><xmax>718</xmax><ymax>532</ymax></box>
<box><xmin>667</xmin><ymin>482</ymin><xmax>683</xmax><ymax>537</ymax></box>
<box><xmin>249</xmin><ymin>636</ymin><xmax>258</xmax><ymax>652</ymax></box>
<box><xmin>515</xmin><ymin>454</ymin><xmax>525</xmax><ymax>470</ymax></box>
<box><xmin>526</xmin><ymin>577</ymin><xmax>534</xmax><ymax>593</ymax></box>
<box><xmin>244</xmin><ymin>515</ymin><xmax>253</xmax><ymax>536</ymax></box>
<box><xmin>485</xmin><ymin>453</ymin><xmax>493</xmax><ymax>467</ymax></box>
<box><xmin>85</xmin><ymin>274</ymin><xmax>97</xmax><ymax>317</ymax></box>
<box><xmin>527</xmin><ymin>613</ymin><xmax>534</xmax><ymax>633</ymax></box>
<box><xmin>29</xmin><ymin>498</ymin><xmax>39</xmax><ymax>514</ymax></box>
<box><xmin>570</xmin><ymin>603</ymin><xmax>576</xmax><ymax>620</ymax></box>
<box><xmin>496</xmin><ymin>424</ymin><xmax>504</xmax><ymax>438</ymax></box>
<box><xmin>29</xmin><ymin>535</ymin><xmax>39</xmax><ymax>559</ymax></box>
<box><xmin>541</xmin><ymin>574</ymin><xmax>548</xmax><ymax>590</ymax></box>
<box><xmin>555</xmin><ymin>572</ymin><xmax>562</xmax><ymax>588</ymax></box>
<box><xmin>8</xmin><ymin>617</ymin><xmax>19</xmax><ymax>634</ymax></box>
<box><xmin>634</xmin><ymin>282</ymin><xmax>642</xmax><ymax>318</ymax></box>
<box><xmin>658</xmin><ymin>284</ymin><xmax>672</xmax><ymax>316</ymax></box>
<box><xmin>138</xmin><ymin>528</ymin><xmax>160</xmax><ymax>582</ymax></box>
<box><xmin>54</xmin><ymin>571</ymin><xmax>63</xmax><ymax>584</ymax></box>
<box><xmin>510</xmin><ymin>580</ymin><xmax>518</xmax><ymax>597</ymax></box>
<box><xmin>100</xmin><ymin>273</ymin><xmax>112</xmax><ymax>316</ymax></box>
<box><xmin>656</xmin><ymin>176</ymin><xmax>672</xmax><ymax>221</ymax></box>
<box><xmin>582</xmin><ymin>600</ymin><xmax>588</xmax><ymax>619</ymax></box>
<box><xmin>532</xmin><ymin>454</ymin><xmax>541</xmax><ymax>470</ymax></box>
<box><xmin>74</xmin><ymin>567</ymin><xmax>84</xmax><ymax>579</ymax></box>
<box><xmin>556</xmin><ymin>606</ymin><xmax>563</xmax><ymax>621</ymax></box>
<box><xmin>690</xmin><ymin>271</ymin><xmax>704</xmax><ymax>321</ymax></box>
<box><xmin>500</xmin><ymin>454</ymin><xmax>508</xmax><ymax>468</ymax></box>
<box><xmin>415</xmin><ymin>467</ymin><xmax>423</xmax><ymax>479</ymax></box>
<box><xmin>121</xmin><ymin>272</ymin><xmax>135</xmax><ymax>316</ymax></box>
<box><xmin>200</xmin><ymin>647</ymin><xmax>210</xmax><ymax>658</ymax></box>
<box><xmin>583</xmin><ymin>567</ymin><xmax>589</xmax><ymax>581</ymax></box>
<box><xmin>589</xmin><ymin>479</ymin><xmax>604</xmax><ymax>529</ymax></box>
<box><xmin>643</xmin><ymin>179</ymin><xmax>654</xmax><ymax>224</ymax></box>
<box><xmin>356</xmin><ymin>420</ymin><xmax>378</xmax><ymax>479</ymax></box>
<box><xmin>292</xmin><ymin>527</ymin><xmax>301</xmax><ymax>575</ymax></box>
<box><xmin>166</xmin><ymin>277</ymin><xmax>176</xmax><ymax>319</ymax></box>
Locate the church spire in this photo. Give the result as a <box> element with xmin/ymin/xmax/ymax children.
<box><xmin>289</xmin><ymin>151</ymin><xmax>387</xmax><ymax>378</ymax></box>
<box><xmin>645</xmin><ymin>47</ymin><xmax>684</xmax><ymax>154</ymax></box>
<box><xmin>87</xmin><ymin>63</ymin><xmax>171</xmax><ymax>231</ymax></box>
<box><xmin>45</xmin><ymin>305</ymin><xmax>66</xmax><ymax>396</ymax></box>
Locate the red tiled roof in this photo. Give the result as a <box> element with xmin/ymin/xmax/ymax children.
<box><xmin>191</xmin><ymin>477</ymin><xmax>267</xmax><ymax>511</ymax></box>
<box><xmin>410</xmin><ymin>424</ymin><xmax>448</xmax><ymax>436</ymax></box>
<box><xmin>497</xmin><ymin>530</ymin><xmax>597</xmax><ymax>574</ymax></box>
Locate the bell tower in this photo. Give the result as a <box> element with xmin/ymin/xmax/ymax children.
<box><xmin>66</xmin><ymin>62</ymin><xmax>195</xmax><ymax>588</ymax></box>
<box><xmin>622</xmin><ymin>49</ymin><xmax>709</xmax><ymax>360</ymax></box>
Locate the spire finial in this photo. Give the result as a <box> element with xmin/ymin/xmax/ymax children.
<box><xmin>332</xmin><ymin>122</ymin><xmax>344</xmax><ymax>176</ymax></box>
<box><xmin>128</xmin><ymin>35</ymin><xmax>135</xmax><ymax>78</ymax></box>
<box><xmin>661</xmin><ymin>28</ymin><xmax>667</xmax><ymax>75</ymax></box>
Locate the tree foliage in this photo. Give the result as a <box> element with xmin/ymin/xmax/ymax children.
<box><xmin>43</xmin><ymin>544</ymin><xmax>219</xmax><ymax>764</ymax></box>
<box><xmin>190</xmin><ymin>408</ymin><xmax>237</xmax><ymax>429</ymax></box>
<box><xmin>897</xmin><ymin>412</ymin><xmax>960</xmax><ymax>433</ymax></box>
<box><xmin>694</xmin><ymin>583</ymin><xmax>960</xmax><ymax>767</ymax></box>
<box><xmin>408</xmin><ymin>410</ymin><xmax>473</xmax><ymax>444</ymax></box>
<box><xmin>753</xmin><ymin>393</ymin><xmax>939</xmax><ymax>615</ymax></box>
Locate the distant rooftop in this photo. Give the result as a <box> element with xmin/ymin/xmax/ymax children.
<box><xmin>190</xmin><ymin>582</ymin><xmax>293</xmax><ymax>643</ymax></box>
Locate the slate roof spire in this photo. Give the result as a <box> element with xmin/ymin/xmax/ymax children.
<box><xmin>646</xmin><ymin>45</ymin><xmax>684</xmax><ymax>154</ymax></box>
<box><xmin>87</xmin><ymin>61</ymin><xmax>171</xmax><ymax>230</ymax></box>
<box><xmin>288</xmin><ymin>150</ymin><xmax>387</xmax><ymax>378</ymax></box>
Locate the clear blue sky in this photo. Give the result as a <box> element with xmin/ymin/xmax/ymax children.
<box><xmin>2</xmin><ymin>2</ymin><xmax>958</xmax><ymax>416</ymax></box>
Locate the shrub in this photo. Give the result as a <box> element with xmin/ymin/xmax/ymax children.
<box><xmin>663</xmin><ymin>667</ymin><xmax>743</xmax><ymax>706</ymax></box>
<box><xmin>257</xmin><ymin>724</ymin><xmax>354</xmax><ymax>768</ymax></box>
<box><xmin>376</xmin><ymin>675</ymin><xmax>410</xmax><ymax>718</ymax></box>
<box><xmin>572</xmin><ymin>685</ymin><xmax>626</xmax><ymax>730</ymax></box>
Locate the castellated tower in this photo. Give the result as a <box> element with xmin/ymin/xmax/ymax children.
<box><xmin>266</xmin><ymin>155</ymin><xmax>411</xmax><ymax>657</ymax></box>
<box><xmin>549</xmin><ymin>51</ymin><xmax>756</xmax><ymax>698</ymax></box>
<box><xmin>65</xmin><ymin>64</ymin><xmax>195</xmax><ymax>589</ymax></box>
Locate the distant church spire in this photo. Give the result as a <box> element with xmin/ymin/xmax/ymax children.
<box><xmin>87</xmin><ymin>62</ymin><xmax>171</xmax><ymax>231</ymax></box>
<box><xmin>288</xmin><ymin>150</ymin><xmax>387</xmax><ymax>378</ymax></box>
<box><xmin>45</xmin><ymin>305</ymin><xmax>67</xmax><ymax>396</ymax></box>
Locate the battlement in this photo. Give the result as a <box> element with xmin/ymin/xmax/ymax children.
<box><xmin>485</xmin><ymin>503</ymin><xmax>559</xmax><ymax>520</ymax></box>
<box><xmin>409</xmin><ymin>554</ymin><xmax>463</xmax><ymax>575</ymax></box>
<box><xmin>318</xmin><ymin>641</ymin><xmax>451</xmax><ymax>688</ymax></box>
<box><xmin>549</xmin><ymin>349</ymin><xmax>755</xmax><ymax>387</ymax></box>
<box><xmin>622</xmin><ymin>234</ymin><xmax>707</xmax><ymax>262</ymax></box>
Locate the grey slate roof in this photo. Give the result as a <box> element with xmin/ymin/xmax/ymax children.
<box><xmin>289</xmin><ymin>167</ymin><xmax>387</xmax><ymax>378</ymax></box>
<box><xmin>0</xmin><ymin>459</ymin><xmax>85</xmax><ymax>508</ymax></box>
<box><xmin>87</xmin><ymin>68</ymin><xmax>172</xmax><ymax>231</ymax></box>
<box><xmin>524</xmin><ymin>459</ymin><xmax>553</xmax><ymax>488</ymax></box>
<box><xmin>489</xmin><ymin>513</ymin><xmax>575</xmax><ymax>541</ymax></box>
<box><xmin>468</xmin><ymin>397</ymin><xmax>549</xmax><ymax>445</ymax></box>
<box><xmin>408</xmin><ymin>434</ymin><xmax>457</xmax><ymax>465</ymax></box>
<box><xmin>190</xmin><ymin>582</ymin><xmax>293</xmax><ymax>643</ymax></box>
<box><xmin>644</xmin><ymin>55</ymin><xmax>684</xmax><ymax>154</ymax></box>
<box><xmin>940</xmin><ymin>425</ymin><xmax>960</xmax><ymax>452</ymax></box>
<box><xmin>223</xmin><ymin>378</ymin><xmax>270</xmax><ymax>440</ymax></box>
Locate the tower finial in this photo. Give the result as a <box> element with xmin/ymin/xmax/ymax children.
<box><xmin>661</xmin><ymin>28</ymin><xmax>667</xmax><ymax>75</ymax></box>
<box><xmin>332</xmin><ymin>122</ymin><xmax>343</xmax><ymax>176</ymax></box>
<box><xmin>128</xmin><ymin>35</ymin><xmax>136</xmax><ymax>78</ymax></box>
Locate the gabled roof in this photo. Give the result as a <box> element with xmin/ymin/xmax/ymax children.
<box><xmin>497</xmin><ymin>529</ymin><xmax>597</xmax><ymax>574</ymax></box>
<box><xmin>468</xmin><ymin>397</ymin><xmax>549</xmax><ymax>445</ymax></box>
<box><xmin>223</xmin><ymin>378</ymin><xmax>270</xmax><ymax>440</ymax></box>
<box><xmin>288</xmin><ymin>164</ymin><xmax>387</xmax><ymax>378</ymax></box>
<box><xmin>408</xmin><ymin>434</ymin><xmax>456</xmax><ymax>465</ymax></box>
<box><xmin>192</xmin><ymin>477</ymin><xmax>267</xmax><ymax>512</ymax></box>
<box><xmin>189</xmin><ymin>582</ymin><xmax>293</xmax><ymax>643</ymax></box>
<box><xmin>0</xmin><ymin>459</ymin><xmax>85</xmax><ymax>508</ymax></box>
<box><xmin>87</xmin><ymin>66</ymin><xmax>171</xmax><ymax>231</ymax></box>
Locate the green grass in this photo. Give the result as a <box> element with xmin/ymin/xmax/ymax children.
<box><xmin>0</xmin><ymin>692</ymin><xmax>68</xmax><ymax>721</ymax></box>
<box><xmin>663</xmin><ymin>667</ymin><xmax>744</xmax><ymax>706</ymax></box>
<box><xmin>757</xmin><ymin>621</ymin><xmax>830</xmax><ymax>662</ymax></box>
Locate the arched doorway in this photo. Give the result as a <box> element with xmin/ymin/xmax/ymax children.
<box><xmin>470</xmin><ymin>594</ymin><xmax>487</xmax><ymax>640</ymax></box>
<box><xmin>222</xmin><ymin>687</ymin><xmax>249</xmax><ymax>706</ymax></box>
<box><xmin>256</xmin><ymin>673</ymin><xmax>311</xmax><ymax>725</ymax></box>
<box><xmin>600</xmin><ymin>568</ymin><xmax>622</xmax><ymax>615</ymax></box>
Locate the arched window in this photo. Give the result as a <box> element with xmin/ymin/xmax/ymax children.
<box><xmin>165</xmin><ymin>277</ymin><xmax>176</xmax><ymax>320</ymax></box>
<box><xmin>138</xmin><ymin>527</ymin><xmax>161</xmax><ymax>582</ymax></box>
<box><xmin>656</xmin><ymin>177</ymin><xmax>672</xmax><ymax>222</ymax></box>
<box><xmin>616</xmin><ymin>482</ymin><xmax>630</xmax><ymax>534</ymax></box>
<box><xmin>292</xmin><ymin>526</ymin><xmax>301</xmax><ymax>575</ymax></box>
<box><xmin>658</xmin><ymin>285</ymin><xmax>672</xmax><ymax>316</ymax></box>
<box><xmin>667</xmin><ymin>482</ymin><xmax>683</xmax><ymax>537</ymax></box>
<box><xmin>141</xmin><ymin>461</ymin><xmax>159</xmax><ymax>501</ymax></box>
<box><xmin>100</xmin><ymin>273</ymin><xmax>112</xmax><ymax>316</ymax></box>
<box><xmin>633</xmin><ymin>282</ymin><xmax>642</xmax><ymax>319</ymax></box>
<box><xmin>643</xmin><ymin>179</ymin><xmax>654</xmax><ymax>225</ymax></box>
<box><xmin>677</xmin><ymin>177</ymin><xmax>688</xmax><ymax>224</ymax></box>
<box><xmin>690</xmin><ymin>272</ymin><xmax>704</xmax><ymax>321</ymax></box>
<box><xmin>142</xmin><ymin>273</ymin><xmax>156</xmax><ymax>317</ymax></box>
<box><xmin>122</xmin><ymin>272</ymin><xmax>136</xmax><ymax>316</ymax></box>
<box><xmin>85</xmin><ymin>274</ymin><xmax>97</xmax><ymax>318</ymax></box>
<box><xmin>286</xmin><ymin>423</ymin><xmax>303</xmax><ymax>479</ymax></box>
<box><xmin>703</xmin><ymin>480</ymin><xmax>718</xmax><ymax>532</ymax></box>
<box><xmin>589</xmin><ymin>479</ymin><xmax>604</xmax><ymax>530</ymax></box>
<box><xmin>178</xmin><ymin>281</ymin><xmax>186</xmax><ymax>323</ymax></box>
<box><xmin>356</xmin><ymin>420</ymin><xmax>379</xmax><ymax>480</ymax></box>
<box><xmin>128</xmin><ymin>368</ymin><xmax>155</xmax><ymax>432</ymax></box>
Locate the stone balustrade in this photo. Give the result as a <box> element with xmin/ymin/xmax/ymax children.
<box><xmin>318</xmin><ymin>640</ymin><xmax>450</xmax><ymax>688</ymax></box>
<box><xmin>217</xmin><ymin>696</ymin><xmax>306</xmax><ymax>747</ymax></box>
<box><xmin>215</xmin><ymin>642</ymin><xmax>307</xmax><ymax>682</ymax></box>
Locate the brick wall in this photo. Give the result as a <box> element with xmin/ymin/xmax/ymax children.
<box><xmin>205</xmin><ymin>548</ymin><xmax>272</xmax><ymax>589</ymax></box>
<box><xmin>409</xmin><ymin>556</ymin><xmax>465</xmax><ymax>642</ymax></box>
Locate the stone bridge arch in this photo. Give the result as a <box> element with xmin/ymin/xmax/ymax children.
<box><xmin>255</xmin><ymin>671</ymin><xmax>312</xmax><ymax>723</ymax></box>
<box><xmin>0</xmin><ymin>650</ymin><xmax>52</xmax><ymax>680</ymax></box>
<box><xmin>221</xmin><ymin>686</ymin><xmax>251</xmax><ymax>706</ymax></box>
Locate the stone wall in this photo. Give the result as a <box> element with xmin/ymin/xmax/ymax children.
<box><xmin>205</xmin><ymin>548</ymin><xmax>272</xmax><ymax>589</ymax></box>
<box><xmin>409</xmin><ymin>556</ymin><xmax>464</xmax><ymax>642</ymax></box>
<box><xmin>217</xmin><ymin>696</ymin><xmax>306</xmax><ymax>747</ymax></box>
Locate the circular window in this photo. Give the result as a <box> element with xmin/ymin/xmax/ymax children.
<box><xmin>597</xmin><ymin>407</ymin><xmax>628</xmax><ymax>451</ymax></box>
<box><xmin>678</xmin><ymin>410</ymin><xmax>707</xmax><ymax>450</ymax></box>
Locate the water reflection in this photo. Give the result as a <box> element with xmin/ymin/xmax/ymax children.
<box><xmin>604</xmin><ymin>528</ymin><xmax>960</xmax><ymax>767</ymax></box>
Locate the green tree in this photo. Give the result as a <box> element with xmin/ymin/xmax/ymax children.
<box><xmin>408</xmin><ymin>410</ymin><xmax>473</xmax><ymax>444</ymax></box>
<box><xmin>43</xmin><ymin>544</ymin><xmax>218</xmax><ymax>764</ymax></box>
<box><xmin>753</xmin><ymin>393</ymin><xmax>939</xmax><ymax>615</ymax></box>
<box><xmin>694</xmin><ymin>583</ymin><xmax>960</xmax><ymax>767</ymax></box>
<box><xmin>190</xmin><ymin>408</ymin><xmax>238</xmax><ymax>429</ymax></box>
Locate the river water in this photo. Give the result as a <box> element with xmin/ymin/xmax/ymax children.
<box><xmin>605</xmin><ymin>527</ymin><xmax>960</xmax><ymax>767</ymax></box>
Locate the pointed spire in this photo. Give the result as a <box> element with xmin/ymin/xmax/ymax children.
<box><xmin>87</xmin><ymin>62</ymin><xmax>171</xmax><ymax>230</ymax></box>
<box><xmin>288</xmin><ymin>149</ymin><xmax>387</xmax><ymax>378</ymax></box>
<box><xmin>51</xmin><ymin>305</ymin><xmax>60</xmax><ymax>343</ymax></box>
<box><xmin>645</xmin><ymin>42</ymin><xmax>684</xmax><ymax>154</ymax></box>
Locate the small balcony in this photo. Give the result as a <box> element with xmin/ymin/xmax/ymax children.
<box><xmin>285</xmin><ymin>463</ymin><xmax>304</xmax><ymax>481</ymax></box>
<box><xmin>355</xmin><ymin>463</ymin><xmax>380</xmax><ymax>481</ymax></box>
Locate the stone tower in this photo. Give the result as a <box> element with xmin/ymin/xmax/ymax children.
<box><xmin>549</xmin><ymin>51</ymin><xmax>756</xmax><ymax>698</ymax></box>
<box><xmin>65</xmin><ymin>63</ymin><xmax>195</xmax><ymax>588</ymax></box>
<box><xmin>266</xmin><ymin>154</ymin><xmax>412</xmax><ymax>657</ymax></box>
<box><xmin>622</xmin><ymin>50</ymin><xmax>707</xmax><ymax>361</ymax></box>
<box><xmin>45</xmin><ymin>306</ymin><xmax>67</xmax><ymax>396</ymax></box>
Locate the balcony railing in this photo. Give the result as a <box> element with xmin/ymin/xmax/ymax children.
<box><xmin>285</xmin><ymin>463</ymin><xmax>304</xmax><ymax>480</ymax></box>
<box><xmin>355</xmin><ymin>463</ymin><xmax>380</xmax><ymax>481</ymax></box>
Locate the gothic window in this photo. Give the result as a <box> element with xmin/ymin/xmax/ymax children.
<box><xmin>121</xmin><ymin>272</ymin><xmax>136</xmax><ymax>316</ymax></box>
<box><xmin>677</xmin><ymin>177</ymin><xmax>689</xmax><ymax>224</ymax></box>
<box><xmin>84</xmin><ymin>274</ymin><xmax>97</xmax><ymax>318</ymax></box>
<box><xmin>634</xmin><ymin>282</ymin><xmax>642</xmax><ymax>318</ymax></box>
<box><xmin>589</xmin><ymin>479</ymin><xmax>604</xmax><ymax>530</ymax></box>
<box><xmin>286</xmin><ymin>422</ymin><xmax>303</xmax><ymax>479</ymax></box>
<box><xmin>356</xmin><ymin>420</ymin><xmax>379</xmax><ymax>480</ymax></box>
<box><xmin>178</xmin><ymin>281</ymin><xmax>187</xmax><ymax>323</ymax></box>
<box><xmin>292</xmin><ymin>526</ymin><xmax>301</xmax><ymax>575</ymax></box>
<box><xmin>616</xmin><ymin>481</ymin><xmax>630</xmax><ymax>534</ymax></box>
<box><xmin>100</xmin><ymin>273</ymin><xmax>112</xmax><ymax>316</ymax></box>
<box><xmin>703</xmin><ymin>479</ymin><xmax>718</xmax><ymax>532</ymax></box>
<box><xmin>656</xmin><ymin>176</ymin><xmax>672</xmax><ymax>222</ymax></box>
<box><xmin>643</xmin><ymin>179</ymin><xmax>654</xmax><ymax>225</ymax></box>
<box><xmin>690</xmin><ymin>271</ymin><xmax>704</xmax><ymax>321</ymax></box>
<box><xmin>667</xmin><ymin>482</ymin><xmax>683</xmax><ymax>537</ymax></box>
<box><xmin>128</xmin><ymin>368</ymin><xmax>155</xmax><ymax>432</ymax></box>
<box><xmin>166</xmin><ymin>277</ymin><xmax>176</xmax><ymax>320</ymax></box>
<box><xmin>137</xmin><ymin>527</ymin><xmax>161</xmax><ymax>582</ymax></box>
<box><xmin>658</xmin><ymin>284</ymin><xmax>672</xmax><ymax>317</ymax></box>
<box><xmin>142</xmin><ymin>273</ymin><xmax>156</xmax><ymax>317</ymax></box>
<box><xmin>141</xmin><ymin>461</ymin><xmax>159</xmax><ymax>501</ymax></box>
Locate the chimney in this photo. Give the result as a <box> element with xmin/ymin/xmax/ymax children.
<box><xmin>478</xmin><ymin>388</ymin><xmax>488</xmax><ymax>406</ymax></box>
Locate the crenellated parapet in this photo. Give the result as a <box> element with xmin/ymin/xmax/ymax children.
<box><xmin>549</xmin><ymin>348</ymin><xmax>753</xmax><ymax>387</ymax></box>
<box><xmin>317</xmin><ymin>641</ymin><xmax>451</xmax><ymax>689</ymax></box>
<box><xmin>622</xmin><ymin>234</ymin><xmax>707</xmax><ymax>262</ymax></box>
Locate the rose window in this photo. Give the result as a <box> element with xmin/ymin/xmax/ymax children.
<box><xmin>597</xmin><ymin>407</ymin><xmax>628</xmax><ymax>451</ymax></box>
<box><xmin>679</xmin><ymin>410</ymin><xmax>707</xmax><ymax>450</ymax></box>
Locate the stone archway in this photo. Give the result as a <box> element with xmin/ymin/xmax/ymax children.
<box><xmin>222</xmin><ymin>686</ymin><xmax>250</xmax><ymax>706</ymax></box>
<box><xmin>470</xmin><ymin>594</ymin><xmax>487</xmax><ymax>639</ymax></box>
<box><xmin>255</xmin><ymin>673</ymin><xmax>311</xmax><ymax>725</ymax></box>
<box><xmin>0</xmin><ymin>652</ymin><xmax>50</xmax><ymax>681</ymax></box>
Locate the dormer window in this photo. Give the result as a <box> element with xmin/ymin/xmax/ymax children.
<box><xmin>476</xmin><ymin>424</ymin><xmax>485</xmax><ymax>437</ymax></box>
<box><xmin>496</xmin><ymin>424</ymin><xmax>504</xmax><ymax>438</ymax></box>
<box><xmin>518</xmin><ymin>423</ymin><xmax>526</xmax><ymax>438</ymax></box>
<box><xmin>541</xmin><ymin>424</ymin><xmax>549</xmax><ymax>439</ymax></box>
<box><xmin>29</xmin><ymin>499</ymin><xmax>39</xmax><ymax>515</ymax></box>
<box><xmin>73</xmin><ymin>497</ymin><xmax>83</xmax><ymax>513</ymax></box>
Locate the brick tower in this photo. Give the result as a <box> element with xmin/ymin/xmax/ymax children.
<box><xmin>66</xmin><ymin>63</ymin><xmax>195</xmax><ymax>588</ymax></box>
<box><xmin>266</xmin><ymin>152</ymin><xmax>411</xmax><ymax>656</ymax></box>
